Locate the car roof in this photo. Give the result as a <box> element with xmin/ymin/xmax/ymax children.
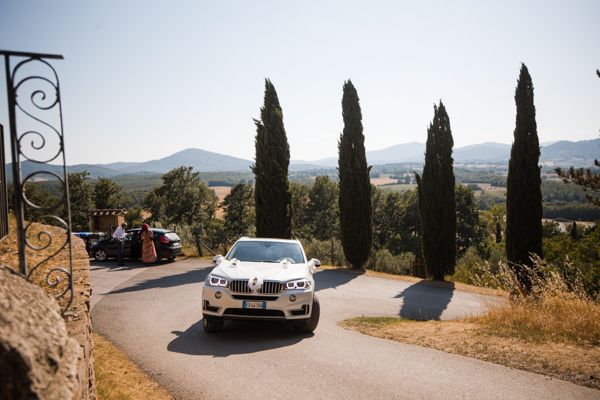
<box><xmin>127</xmin><ymin>228</ymin><xmax>171</xmax><ymax>233</ymax></box>
<box><xmin>235</xmin><ymin>237</ymin><xmax>301</xmax><ymax>244</ymax></box>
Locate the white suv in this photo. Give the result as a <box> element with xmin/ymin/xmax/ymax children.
<box><xmin>201</xmin><ymin>238</ymin><xmax>320</xmax><ymax>333</ymax></box>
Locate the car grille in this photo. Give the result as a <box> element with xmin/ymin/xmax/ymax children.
<box><xmin>223</xmin><ymin>308</ymin><xmax>285</xmax><ymax>318</ymax></box>
<box><xmin>228</xmin><ymin>280</ymin><xmax>283</xmax><ymax>295</ymax></box>
<box><xmin>232</xmin><ymin>295</ymin><xmax>278</xmax><ymax>301</ymax></box>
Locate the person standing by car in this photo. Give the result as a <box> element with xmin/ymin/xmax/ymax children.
<box><xmin>112</xmin><ymin>222</ymin><xmax>128</xmax><ymax>266</ymax></box>
<box><xmin>140</xmin><ymin>223</ymin><xmax>157</xmax><ymax>264</ymax></box>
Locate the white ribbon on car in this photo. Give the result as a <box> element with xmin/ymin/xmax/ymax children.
<box><xmin>248</xmin><ymin>276</ymin><xmax>263</xmax><ymax>293</ymax></box>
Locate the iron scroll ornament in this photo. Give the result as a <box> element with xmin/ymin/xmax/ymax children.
<box><xmin>1</xmin><ymin>50</ymin><xmax>74</xmax><ymax>314</ymax></box>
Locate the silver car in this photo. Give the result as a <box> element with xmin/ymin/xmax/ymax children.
<box><xmin>201</xmin><ymin>237</ymin><xmax>321</xmax><ymax>333</ymax></box>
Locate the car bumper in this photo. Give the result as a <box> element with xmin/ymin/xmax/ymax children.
<box><xmin>159</xmin><ymin>245</ymin><xmax>182</xmax><ymax>258</ymax></box>
<box><xmin>202</xmin><ymin>285</ymin><xmax>313</xmax><ymax>321</ymax></box>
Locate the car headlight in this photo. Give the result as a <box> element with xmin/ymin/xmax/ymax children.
<box><xmin>205</xmin><ymin>274</ymin><xmax>228</xmax><ymax>287</ymax></box>
<box><xmin>285</xmin><ymin>278</ymin><xmax>312</xmax><ymax>290</ymax></box>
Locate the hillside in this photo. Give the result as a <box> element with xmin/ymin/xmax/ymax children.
<box><xmin>311</xmin><ymin>139</ymin><xmax>598</xmax><ymax>166</ymax></box>
<box><xmin>5</xmin><ymin>138</ymin><xmax>597</xmax><ymax>182</ymax></box>
<box><xmin>101</xmin><ymin>148</ymin><xmax>252</xmax><ymax>173</ymax></box>
<box><xmin>540</xmin><ymin>139</ymin><xmax>600</xmax><ymax>165</ymax></box>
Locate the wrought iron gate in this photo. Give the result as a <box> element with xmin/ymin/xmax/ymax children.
<box><xmin>0</xmin><ymin>50</ymin><xmax>73</xmax><ymax>313</ymax></box>
<box><xmin>0</xmin><ymin>124</ymin><xmax>8</xmax><ymax>241</ymax></box>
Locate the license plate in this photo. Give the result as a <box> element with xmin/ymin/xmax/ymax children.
<box><xmin>243</xmin><ymin>301</ymin><xmax>266</xmax><ymax>309</ymax></box>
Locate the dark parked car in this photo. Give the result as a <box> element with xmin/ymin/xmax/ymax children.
<box><xmin>90</xmin><ymin>228</ymin><xmax>182</xmax><ymax>262</ymax></box>
<box><xmin>73</xmin><ymin>232</ymin><xmax>107</xmax><ymax>255</ymax></box>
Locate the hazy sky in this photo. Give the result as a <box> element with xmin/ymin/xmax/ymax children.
<box><xmin>1</xmin><ymin>0</ymin><xmax>599</xmax><ymax>165</ymax></box>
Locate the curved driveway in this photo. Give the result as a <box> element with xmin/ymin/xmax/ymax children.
<box><xmin>91</xmin><ymin>259</ymin><xmax>598</xmax><ymax>400</ymax></box>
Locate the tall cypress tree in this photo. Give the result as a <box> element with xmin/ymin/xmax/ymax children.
<box><xmin>415</xmin><ymin>102</ymin><xmax>456</xmax><ymax>281</ymax></box>
<box><xmin>338</xmin><ymin>80</ymin><xmax>372</xmax><ymax>269</ymax></box>
<box><xmin>506</xmin><ymin>63</ymin><xmax>543</xmax><ymax>292</ymax></box>
<box><xmin>252</xmin><ymin>79</ymin><xmax>291</xmax><ymax>238</ymax></box>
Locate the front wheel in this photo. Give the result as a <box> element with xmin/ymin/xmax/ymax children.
<box><xmin>202</xmin><ymin>316</ymin><xmax>224</xmax><ymax>333</ymax></box>
<box><xmin>295</xmin><ymin>294</ymin><xmax>320</xmax><ymax>333</ymax></box>
<box><xmin>94</xmin><ymin>249</ymin><xmax>107</xmax><ymax>262</ymax></box>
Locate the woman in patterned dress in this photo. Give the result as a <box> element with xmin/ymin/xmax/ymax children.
<box><xmin>140</xmin><ymin>223</ymin><xmax>157</xmax><ymax>264</ymax></box>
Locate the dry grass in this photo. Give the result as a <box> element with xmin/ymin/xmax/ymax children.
<box><xmin>94</xmin><ymin>333</ymin><xmax>174</xmax><ymax>400</ymax></box>
<box><xmin>475</xmin><ymin>294</ymin><xmax>600</xmax><ymax>345</ymax></box>
<box><xmin>341</xmin><ymin>317</ymin><xmax>600</xmax><ymax>389</ymax></box>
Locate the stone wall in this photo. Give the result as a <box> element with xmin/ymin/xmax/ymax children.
<box><xmin>0</xmin><ymin>234</ymin><xmax>96</xmax><ymax>399</ymax></box>
<box><xmin>66</xmin><ymin>237</ymin><xmax>97</xmax><ymax>399</ymax></box>
<box><xmin>0</xmin><ymin>267</ymin><xmax>80</xmax><ymax>399</ymax></box>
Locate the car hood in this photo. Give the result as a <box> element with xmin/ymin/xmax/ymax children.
<box><xmin>210</xmin><ymin>260</ymin><xmax>312</xmax><ymax>282</ymax></box>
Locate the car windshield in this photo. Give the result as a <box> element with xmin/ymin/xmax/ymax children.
<box><xmin>227</xmin><ymin>241</ymin><xmax>305</xmax><ymax>263</ymax></box>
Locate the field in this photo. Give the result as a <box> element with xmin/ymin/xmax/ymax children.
<box><xmin>370</xmin><ymin>176</ymin><xmax>399</xmax><ymax>186</ymax></box>
<box><xmin>474</xmin><ymin>183</ymin><xmax>507</xmax><ymax>192</ymax></box>
<box><xmin>211</xmin><ymin>186</ymin><xmax>231</xmax><ymax>219</ymax></box>
<box><xmin>379</xmin><ymin>183</ymin><xmax>417</xmax><ymax>192</ymax></box>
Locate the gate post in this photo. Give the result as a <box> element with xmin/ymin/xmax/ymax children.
<box><xmin>0</xmin><ymin>50</ymin><xmax>73</xmax><ymax>312</ymax></box>
<box><xmin>0</xmin><ymin>124</ymin><xmax>9</xmax><ymax>241</ymax></box>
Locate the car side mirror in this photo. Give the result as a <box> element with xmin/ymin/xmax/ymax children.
<box><xmin>213</xmin><ymin>255</ymin><xmax>224</xmax><ymax>265</ymax></box>
<box><xmin>308</xmin><ymin>258</ymin><xmax>321</xmax><ymax>272</ymax></box>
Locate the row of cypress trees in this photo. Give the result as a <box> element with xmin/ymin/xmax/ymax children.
<box><xmin>252</xmin><ymin>65</ymin><xmax>544</xmax><ymax>291</ymax></box>
<box><xmin>252</xmin><ymin>79</ymin><xmax>372</xmax><ymax>269</ymax></box>
<box><xmin>415</xmin><ymin>63</ymin><xmax>544</xmax><ymax>286</ymax></box>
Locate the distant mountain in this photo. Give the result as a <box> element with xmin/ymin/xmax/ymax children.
<box><xmin>289</xmin><ymin>161</ymin><xmax>328</xmax><ymax>171</ymax></box>
<box><xmin>367</xmin><ymin>142</ymin><xmax>426</xmax><ymax>164</ymax></box>
<box><xmin>5</xmin><ymin>148</ymin><xmax>253</xmax><ymax>182</ymax></box>
<box><xmin>540</xmin><ymin>139</ymin><xmax>600</xmax><ymax>165</ymax></box>
<box><xmin>100</xmin><ymin>148</ymin><xmax>252</xmax><ymax>174</ymax></box>
<box><xmin>308</xmin><ymin>139</ymin><xmax>598</xmax><ymax>166</ymax></box>
<box><xmin>4</xmin><ymin>161</ymin><xmax>121</xmax><ymax>181</ymax></box>
<box><xmin>454</xmin><ymin>142</ymin><xmax>511</xmax><ymax>163</ymax></box>
<box><xmin>310</xmin><ymin>142</ymin><xmax>426</xmax><ymax>166</ymax></box>
<box><xmin>5</xmin><ymin>139</ymin><xmax>597</xmax><ymax>182</ymax></box>
<box><xmin>310</xmin><ymin>141</ymin><xmax>511</xmax><ymax>166</ymax></box>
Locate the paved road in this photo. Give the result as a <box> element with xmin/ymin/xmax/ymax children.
<box><xmin>91</xmin><ymin>259</ymin><xmax>599</xmax><ymax>400</ymax></box>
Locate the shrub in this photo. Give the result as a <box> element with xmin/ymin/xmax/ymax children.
<box><xmin>453</xmin><ymin>247</ymin><xmax>489</xmax><ymax>285</ymax></box>
<box><xmin>367</xmin><ymin>249</ymin><xmax>415</xmax><ymax>276</ymax></box>
<box><xmin>303</xmin><ymin>239</ymin><xmax>346</xmax><ymax>267</ymax></box>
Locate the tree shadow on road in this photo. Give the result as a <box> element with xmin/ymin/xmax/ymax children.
<box><xmin>167</xmin><ymin>319</ymin><xmax>312</xmax><ymax>357</ymax></box>
<box><xmin>89</xmin><ymin>260</ymin><xmax>148</xmax><ymax>271</ymax></box>
<box><xmin>89</xmin><ymin>259</ymin><xmax>176</xmax><ymax>272</ymax></box>
<box><xmin>396</xmin><ymin>280</ymin><xmax>455</xmax><ymax>320</ymax></box>
<box><xmin>314</xmin><ymin>268</ymin><xmax>365</xmax><ymax>292</ymax></box>
<box><xmin>108</xmin><ymin>266</ymin><xmax>212</xmax><ymax>294</ymax></box>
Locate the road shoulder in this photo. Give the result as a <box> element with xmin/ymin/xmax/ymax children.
<box><xmin>341</xmin><ymin>316</ymin><xmax>600</xmax><ymax>390</ymax></box>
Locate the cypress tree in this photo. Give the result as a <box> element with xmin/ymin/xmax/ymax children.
<box><xmin>569</xmin><ymin>221</ymin><xmax>579</xmax><ymax>241</ymax></box>
<box><xmin>506</xmin><ymin>63</ymin><xmax>543</xmax><ymax>292</ymax></box>
<box><xmin>495</xmin><ymin>222</ymin><xmax>503</xmax><ymax>244</ymax></box>
<box><xmin>252</xmin><ymin>79</ymin><xmax>291</xmax><ymax>238</ymax></box>
<box><xmin>338</xmin><ymin>80</ymin><xmax>372</xmax><ymax>269</ymax></box>
<box><xmin>415</xmin><ymin>102</ymin><xmax>456</xmax><ymax>281</ymax></box>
